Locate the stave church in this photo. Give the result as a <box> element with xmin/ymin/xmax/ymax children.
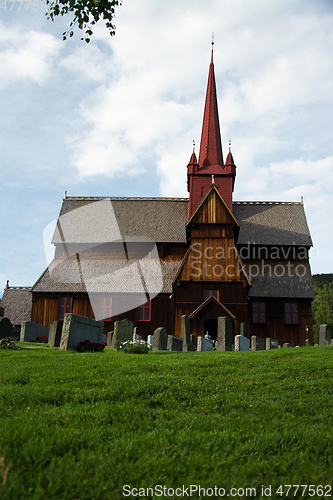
<box><xmin>31</xmin><ymin>49</ymin><xmax>314</xmax><ymax>346</ymax></box>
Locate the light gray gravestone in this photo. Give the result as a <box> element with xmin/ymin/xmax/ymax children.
<box><xmin>0</xmin><ymin>317</ymin><xmax>13</xmax><ymax>340</ymax></box>
<box><xmin>167</xmin><ymin>335</ymin><xmax>183</xmax><ymax>351</ymax></box>
<box><xmin>216</xmin><ymin>316</ymin><xmax>233</xmax><ymax>351</ymax></box>
<box><xmin>48</xmin><ymin>321</ymin><xmax>63</xmax><ymax>347</ymax></box>
<box><xmin>147</xmin><ymin>335</ymin><xmax>153</xmax><ymax>350</ymax></box>
<box><xmin>20</xmin><ymin>321</ymin><xmax>48</xmax><ymax>342</ymax></box>
<box><xmin>319</xmin><ymin>324</ymin><xmax>332</xmax><ymax>346</ymax></box>
<box><xmin>152</xmin><ymin>327</ymin><xmax>168</xmax><ymax>351</ymax></box>
<box><xmin>283</xmin><ymin>342</ymin><xmax>293</xmax><ymax>348</ymax></box>
<box><xmin>265</xmin><ymin>338</ymin><xmax>279</xmax><ymax>350</ymax></box>
<box><xmin>197</xmin><ymin>335</ymin><xmax>213</xmax><ymax>352</ymax></box>
<box><xmin>305</xmin><ymin>339</ymin><xmax>311</xmax><ymax>347</ymax></box>
<box><xmin>59</xmin><ymin>314</ymin><xmax>105</xmax><ymax>351</ymax></box>
<box><xmin>106</xmin><ymin>331</ymin><xmax>114</xmax><ymax>347</ymax></box>
<box><xmin>181</xmin><ymin>315</ymin><xmax>195</xmax><ymax>352</ymax></box>
<box><xmin>251</xmin><ymin>335</ymin><xmax>265</xmax><ymax>351</ymax></box>
<box><xmin>133</xmin><ymin>330</ymin><xmax>144</xmax><ymax>343</ymax></box>
<box><xmin>235</xmin><ymin>334</ymin><xmax>250</xmax><ymax>351</ymax></box>
<box><xmin>113</xmin><ymin>318</ymin><xmax>134</xmax><ymax>350</ymax></box>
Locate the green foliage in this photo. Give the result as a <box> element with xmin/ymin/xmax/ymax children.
<box><xmin>312</xmin><ymin>274</ymin><xmax>333</xmax><ymax>343</ymax></box>
<box><xmin>0</xmin><ymin>345</ymin><xmax>333</xmax><ymax>498</ymax></box>
<box><xmin>44</xmin><ymin>0</ymin><xmax>122</xmax><ymax>42</ymax></box>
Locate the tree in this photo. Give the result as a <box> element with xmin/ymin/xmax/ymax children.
<box><xmin>45</xmin><ymin>0</ymin><xmax>122</xmax><ymax>42</ymax></box>
<box><xmin>312</xmin><ymin>275</ymin><xmax>333</xmax><ymax>343</ymax></box>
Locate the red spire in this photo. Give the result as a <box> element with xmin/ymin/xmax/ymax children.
<box><xmin>225</xmin><ymin>142</ymin><xmax>235</xmax><ymax>167</ymax></box>
<box><xmin>198</xmin><ymin>48</ymin><xmax>224</xmax><ymax>170</ymax></box>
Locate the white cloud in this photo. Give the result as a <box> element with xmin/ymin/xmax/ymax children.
<box><xmin>0</xmin><ymin>22</ymin><xmax>62</xmax><ymax>87</ymax></box>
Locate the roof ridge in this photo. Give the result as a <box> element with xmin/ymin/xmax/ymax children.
<box><xmin>64</xmin><ymin>196</ymin><xmax>189</xmax><ymax>201</ymax></box>
<box><xmin>233</xmin><ymin>201</ymin><xmax>302</xmax><ymax>205</ymax></box>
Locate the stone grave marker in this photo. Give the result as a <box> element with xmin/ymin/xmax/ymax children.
<box><xmin>20</xmin><ymin>321</ymin><xmax>48</xmax><ymax>342</ymax></box>
<box><xmin>216</xmin><ymin>316</ymin><xmax>233</xmax><ymax>351</ymax></box>
<box><xmin>0</xmin><ymin>317</ymin><xmax>13</xmax><ymax>340</ymax></box>
<box><xmin>167</xmin><ymin>335</ymin><xmax>183</xmax><ymax>351</ymax></box>
<box><xmin>48</xmin><ymin>321</ymin><xmax>63</xmax><ymax>347</ymax></box>
<box><xmin>152</xmin><ymin>327</ymin><xmax>168</xmax><ymax>351</ymax></box>
<box><xmin>59</xmin><ymin>314</ymin><xmax>105</xmax><ymax>351</ymax></box>
<box><xmin>266</xmin><ymin>338</ymin><xmax>279</xmax><ymax>350</ymax></box>
<box><xmin>251</xmin><ymin>335</ymin><xmax>265</xmax><ymax>351</ymax></box>
<box><xmin>113</xmin><ymin>318</ymin><xmax>134</xmax><ymax>350</ymax></box>
<box><xmin>283</xmin><ymin>343</ymin><xmax>293</xmax><ymax>348</ymax></box>
<box><xmin>235</xmin><ymin>334</ymin><xmax>250</xmax><ymax>351</ymax></box>
<box><xmin>197</xmin><ymin>335</ymin><xmax>213</xmax><ymax>352</ymax></box>
<box><xmin>319</xmin><ymin>324</ymin><xmax>332</xmax><ymax>346</ymax></box>
<box><xmin>181</xmin><ymin>315</ymin><xmax>194</xmax><ymax>352</ymax></box>
<box><xmin>147</xmin><ymin>335</ymin><xmax>153</xmax><ymax>350</ymax></box>
<box><xmin>106</xmin><ymin>331</ymin><xmax>114</xmax><ymax>347</ymax></box>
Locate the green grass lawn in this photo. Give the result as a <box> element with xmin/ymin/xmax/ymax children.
<box><xmin>0</xmin><ymin>344</ymin><xmax>332</xmax><ymax>499</ymax></box>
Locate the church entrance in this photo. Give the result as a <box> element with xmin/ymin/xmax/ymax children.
<box><xmin>203</xmin><ymin>319</ymin><xmax>217</xmax><ymax>340</ymax></box>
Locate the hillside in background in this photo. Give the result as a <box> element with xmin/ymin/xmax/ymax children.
<box><xmin>312</xmin><ymin>274</ymin><xmax>333</xmax><ymax>343</ymax></box>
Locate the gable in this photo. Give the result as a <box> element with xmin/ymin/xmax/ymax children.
<box><xmin>187</xmin><ymin>185</ymin><xmax>239</xmax><ymax>226</ymax></box>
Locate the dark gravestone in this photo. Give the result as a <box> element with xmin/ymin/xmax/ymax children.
<box><xmin>20</xmin><ymin>321</ymin><xmax>49</xmax><ymax>342</ymax></box>
<box><xmin>114</xmin><ymin>318</ymin><xmax>134</xmax><ymax>350</ymax></box>
<box><xmin>181</xmin><ymin>315</ymin><xmax>194</xmax><ymax>352</ymax></box>
<box><xmin>319</xmin><ymin>324</ymin><xmax>332</xmax><ymax>346</ymax></box>
<box><xmin>59</xmin><ymin>314</ymin><xmax>105</xmax><ymax>351</ymax></box>
<box><xmin>152</xmin><ymin>327</ymin><xmax>168</xmax><ymax>351</ymax></box>
<box><xmin>167</xmin><ymin>335</ymin><xmax>183</xmax><ymax>351</ymax></box>
<box><xmin>266</xmin><ymin>338</ymin><xmax>278</xmax><ymax>350</ymax></box>
<box><xmin>251</xmin><ymin>335</ymin><xmax>265</xmax><ymax>351</ymax></box>
<box><xmin>48</xmin><ymin>321</ymin><xmax>63</xmax><ymax>347</ymax></box>
<box><xmin>0</xmin><ymin>317</ymin><xmax>13</xmax><ymax>340</ymax></box>
<box><xmin>216</xmin><ymin>316</ymin><xmax>233</xmax><ymax>351</ymax></box>
<box><xmin>190</xmin><ymin>334</ymin><xmax>196</xmax><ymax>349</ymax></box>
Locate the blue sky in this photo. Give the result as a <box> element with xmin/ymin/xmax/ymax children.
<box><xmin>1</xmin><ymin>0</ymin><xmax>332</xmax><ymax>294</ymax></box>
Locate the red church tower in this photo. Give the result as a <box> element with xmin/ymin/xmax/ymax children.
<box><xmin>187</xmin><ymin>48</ymin><xmax>236</xmax><ymax>216</ymax></box>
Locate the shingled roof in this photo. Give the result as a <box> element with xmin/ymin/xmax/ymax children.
<box><xmin>1</xmin><ymin>287</ymin><xmax>32</xmax><ymax>325</ymax></box>
<box><xmin>52</xmin><ymin>196</ymin><xmax>312</xmax><ymax>247</ymax></box>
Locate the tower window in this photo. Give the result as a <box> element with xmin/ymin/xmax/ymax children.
<box><xmin>204</xmin><ymin>289</ymin><xmax>219</xmax><ymax>300</ymax></box>
<box><xmin>138</xmin><ymin>300</ymin><xmax>151</xmax><ymax>321</ymax></box>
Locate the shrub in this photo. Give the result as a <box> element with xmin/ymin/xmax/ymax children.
<box><xmin>0</xmin><ymin>337</ymin><xmax>19</xmax><ymax>350</ymax></box>
<box><xmin>120</xmin><ymin>340</ymin><xmax>149</xmax><ymax>354</ymax></box>
<box><xmin>77</xmin><ymin>340</ymin><xmax>106</xmax><ymax>353</ymax></box>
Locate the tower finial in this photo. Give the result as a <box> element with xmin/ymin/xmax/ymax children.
<box><xmin>193</xmin><ymin>139</ymin><xmax>195</xmax><ymax>152</ymax></box>
<box><xmin>211</xmin><ymin>32</ymin><xmax>215</xmax><ymax>47</ymax></box>
<box><xmin>229</xmin><ymin>139</ymin><xmax>231</xmax><ymax>152</ymax></box>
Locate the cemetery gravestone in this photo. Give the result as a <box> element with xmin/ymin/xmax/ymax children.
<box><xmin>240</xmin><ymin>323</ymin><xmax>246</xmax><ymax>337</ymax></box>
<box><xmin>147</xmin><ymin>335</ymin><xmax>153</xmax><ymax>350</ymax></box>
<box><xmin>0</xmin><ymin>317</ymin><xmax>13</xmax><ymax>340</ymax></box>
<box><xmin>283</xmin><ymin>343</ymin><xmax>293</xmax><ymax>348</ymax></box>
<box><xmin>152</xmin><ymin>327</ymin><xmax>168</xmax><ymax>351</ymax></box>
<box><xmin>251</xmin><ymin>335</ymin><xmax>265</xmax><ymax>351</ymax></box>
<box><xmin>266</xmin><ymin>338</ymin><xmax>279</xmax><ymax>350</ymax></box>
<box><xmin>197</xmin><ymin>335</ymin><xmax>213</xmax><ymax>352</ymax></box>
<box><xmin>167</xmin><ymin>335</ymin><xmax>183</xmax><ymax>351</ymax></box>
<box><xmin>216</xmin><ymin>316</ymin><xmax>233</xmax><ymax>351</ymax></box>
<box><xmin>319</xmin><ymin>324</ymin><xmax>332</xmax><ymax>346</ymax></box>
<box><xmin>20</xmin><ymin>321</ymin><xmax>48</xmax><ymax>342</ymax></box>
<box><xmin>48</xmin><ymin>321</ymin><xmax>63</xmax><ymax>347</ymax></box>
<box><xmin>235</xmin><ymin>334</ymin><xmax>250</xmax><ymax>351</ymax></box>
<box><xmin>113</xmin><ymin>318</ymin><xmax>134</xmax><ymax>350</ymax></box>
<box><xmin>106</xmin><ymin>331</ymin><xmax>114</xmax><ymax>347</ymax></box>
<box><xmin>59</xmin><ymin>314</ymin><xmax>105</xmax><ymax>351</ymax></box>
<box><xmin>181</xmin><ymin>315</ymin><xmax>194</xmax><ymax>352</ymax></box>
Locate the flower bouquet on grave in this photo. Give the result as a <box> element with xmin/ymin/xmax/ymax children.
<box><xmin>34</xmin><ymin>335</ymin><xmax>49</xmax><ymax>343</ymax></box>
<box><xmin>0</xmin><ymin>337</ymin><xmax>19</xmax><ymax>350</ymax></box>
<box><xmin>77</xmin><ymin>339</ymin><xmax>106</xmax><ymax>353</ymax></box>
<box><xmin>120</xmin><ymin>339</ymin><xmax>149</xmax><ymax>354</ymax></box>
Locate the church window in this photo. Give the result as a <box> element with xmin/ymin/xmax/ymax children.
<box><xmin>204</xmin><ymin>289</ymin><xmax>219</xmax><ymax>300</ymax></box>
<box><xmin>58</xmin><ymin>296</ymin><xmax>72</xmax><ymax>320</ymax></box>
<box><xmin>284</xmin><ymin>302</ymin><xmax>299</xmax><ymax>324</ymax></box>
<box><xmin>98</xmin><ymin>297</ymin><xmax>112</xmax><ymax>321</ymax></box>
<box><xmin>252</xmin><ymin>302</ymin><xmax>266</xmax><ymax>323</ymax></box>
<box><xmin>138</xmin><ymin>299</ymin><xmax>151</xmax><ymax>321</ymax></box>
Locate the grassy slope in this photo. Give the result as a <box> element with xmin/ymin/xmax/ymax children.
<box><xmin>0</xmin><ymin>345</ymin><xmax>332</xmax><ymax>499</ymax></box>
